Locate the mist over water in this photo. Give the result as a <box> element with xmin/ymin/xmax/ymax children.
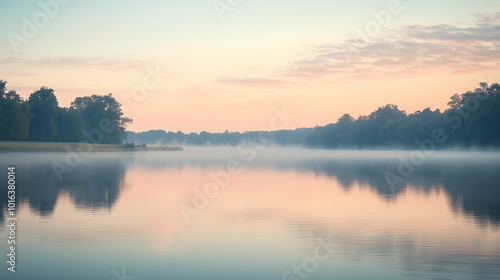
<box><xmin>1</xmin><ymin>148</ymin><xmax>499</xmax><ymax>280</ymax></box>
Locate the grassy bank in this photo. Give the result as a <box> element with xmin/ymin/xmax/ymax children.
<box><xmin>0</xmin><ymin>141</ymin><xmax>182</xmax><ymax>152</ymax></box>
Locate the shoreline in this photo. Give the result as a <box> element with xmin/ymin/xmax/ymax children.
<box><xmin>0</xmin><ymin>141</ymin><xmax>183</xmax><ymax>153</ymax></box>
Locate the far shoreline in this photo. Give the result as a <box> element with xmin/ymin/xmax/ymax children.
<box><xmin>0</xmin><ymin>141</ymin><xmax>183</xmax><ymax>153</ymax></box>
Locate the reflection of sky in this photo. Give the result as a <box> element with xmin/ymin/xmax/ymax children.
<box><xmin>0</xmin><ymin>150</ymin><xmax>499</xmax><ymax>279</ymax></box>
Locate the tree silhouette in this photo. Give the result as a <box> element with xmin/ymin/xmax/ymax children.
<box><xmin>0</xmin><ymin>80</ymin><xmax>31</xmax><ymax>140</ymax></box>
<box><xmin>28</xmin><ymin>87</ymin><xmax>59</xmax><ymax>141</ymax></box>
<box><xmin>1</xmin><ymin>80</ymin><xmax>499</xmax><ymax>148</ymax></box>
<box><xmin>72</xmin><ymin>94</ymin><xmax>132</xmax><ymax>144</ymax></box>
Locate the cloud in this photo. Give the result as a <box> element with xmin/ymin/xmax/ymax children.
<box><xmin>286</xmin><ymin>13</ymin><xmax>500</xmax><ymax>79</ymax></box>
<box><xmin>473</xmin><ymin>11</ymin><xmax>500</xmax><ymax>24</ymax></box>
<box><xmin>0</xmin><ymin>56</ymin><xmax>148</xmax><ymax>70</ymax></box>
<box><xmin>217</xmin><ymin>77</ymin><xmax>295</xmax><ymax>87</ymax></box>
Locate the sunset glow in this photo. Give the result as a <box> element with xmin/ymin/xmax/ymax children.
<box><xmin>1</xmin><ymin>0</ymin><xmax>499</xmax><ymax>132</ymax></box>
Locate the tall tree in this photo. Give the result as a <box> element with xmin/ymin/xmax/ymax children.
<box><xmin>0</xmin><ymin>80</ymin><xmax>32</xmax><ymax>140</ymax></box>
<box><xmin>28</xmin><ymin>87</ymin><xmax>59</xmax><ymax>141</ymax></box>
<box><xmin>71</xmin><ymin>93</ymin><xmax>132</xmax><ymax>144</ymax></box>
<box><xmin>464</xmin><ymin>83</ymin><xmax>500</xmax><ymax>146</ymax></box>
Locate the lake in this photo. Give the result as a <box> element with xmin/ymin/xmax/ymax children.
<box><xmin>1</xmin><ymin>148</ymin><xmax>499</xmax><ymax>280</ymax></box>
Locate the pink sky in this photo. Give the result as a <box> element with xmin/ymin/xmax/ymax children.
<box><xmin>1</xmin><ymin>1</ymin><xmax>499</xmax><ymax>133</ymax></box>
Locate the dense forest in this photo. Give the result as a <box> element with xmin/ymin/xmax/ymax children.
<box><xmin>127</xmin><ymin>83</ymin><xmax>500</xmax><ymax>148</ymax></box>
<box><xmin>0</xmin><ymin>80</ymin><xmax>131</xmax><ymax>144</ymax></box>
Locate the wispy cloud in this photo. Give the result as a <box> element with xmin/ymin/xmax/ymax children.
<box><xmin>473</xmin><ymin>11</ymin><xmax>500</xmax><ymax>24</ymax></box>
<box><xmin>1</xmin><ymin>56</ymin><xmax>148</xmax><ymax>70</ymax></box>
<box><xmin>217</xmin><ymin>77</ymin><xmax>295</xmax><ymax>87</ymax></box>
<box><xmin>286</xmin><ymin>13</ymin><xmax>500</xmax><ymax>79</ymax></box>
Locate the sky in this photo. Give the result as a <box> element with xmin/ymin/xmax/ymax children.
<box><xmin>0</xmin><ymin>0</ymin><xmax>499</xmax><ymax>133</ymax></box>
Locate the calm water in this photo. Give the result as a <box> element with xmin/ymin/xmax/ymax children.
<box><xmin>0</xmin><ymin>148</ymin><xmax>499</xmax><ymax>280</ymax></box>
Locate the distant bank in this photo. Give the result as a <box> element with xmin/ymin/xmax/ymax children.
<box><xmin>0</xmin><ymin>141</ymin><xmax>182</xmax><ymax>153</ymax></box>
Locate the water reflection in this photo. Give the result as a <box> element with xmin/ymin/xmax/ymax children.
<box><xmin>0</xmin><ymin>149</ymin><xmax>499</xmax><ymax>280</ymax></box>
<box><xmin>0</xmin><ymin>150</ymin><xmax>499</xmax><ymax>226</ymax></box>
<box><xmin>0</xmin><ymin>153</ymin><xmax>129</xmax><ymax>222</ymax></box>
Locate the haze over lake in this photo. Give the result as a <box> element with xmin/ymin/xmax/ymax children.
<box><xmin>1</xmin><ymin>148</ymin><xmax>499</xmax><ymax>280</ymax></box>
<box><xmin>2</xmin><ymin>0</ymin><xmax>500</xmax><ymax>279</ymax></box>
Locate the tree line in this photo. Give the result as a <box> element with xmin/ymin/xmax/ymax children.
<box><xmin>2</xmin><ymin>80</ymin><xmax>498</xmax><ymax>148</ymax></box>
<box><xmin>127</xmin><ymin>83</ymin><xmax>500</xmax><ymax>148</ymax></box>
<box><xmin>0</xmin><ymin>80</ymin><xmax>131</xmax><ymax>144</ymax></box>
<box><xmin>305</xmin><ymin>82</ymin><xmax>500</xmax><ymax>148</ymax></box>
<box><xmin>126</xmin><ymin>127</ymin><xmax>313</xmax><ymax>146</ymax></box>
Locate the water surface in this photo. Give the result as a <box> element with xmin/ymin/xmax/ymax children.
<box><xmin>0</xmin><ymin>149</ymin><xmax>499</xmax><ymax>280</ymax></box>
